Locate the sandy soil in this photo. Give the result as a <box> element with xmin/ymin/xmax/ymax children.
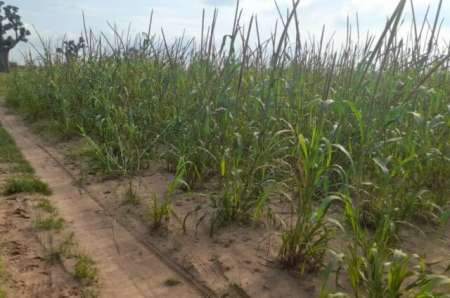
<box><xmin>0</xmin><ymin>170</ymin><xmax>81</xmax><ymax>297</ymax></box>
<box><xmin>83</xmin><ymin>176</ymin><xmax>316</xmax><ymax>297</ymax></box>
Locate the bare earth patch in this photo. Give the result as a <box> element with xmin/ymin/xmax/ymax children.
<box><xmin>0</xmin><ymin>182</ymin><xmax>81</xmax><ymax>297</ymax></box>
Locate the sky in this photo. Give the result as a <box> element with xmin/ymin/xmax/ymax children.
<box><xmin>4</xmin><ymin>0</ymin><xmax>450</xmax><ymax>62</ymax></box>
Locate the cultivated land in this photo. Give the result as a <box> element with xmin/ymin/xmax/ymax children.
<box><xmin>1</xmin><ymin>0</ymin><xmax>450</xmax><ymax>297</ymax></box>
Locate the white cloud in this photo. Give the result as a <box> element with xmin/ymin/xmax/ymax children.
<box><xmin>5</xmin><ymin>0</ymin><xmax>450</xmax><ymax>63</ymax></box>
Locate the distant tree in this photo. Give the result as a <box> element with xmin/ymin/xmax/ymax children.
<box><xmin>56</xmin><ymin>37</ymin><xmax>85</xmax><ymax>63</ymax></box>
<box><xmin>0</xmin><ymin>1</ymin><xmax>30</xmax><ymax>72</ymax></box>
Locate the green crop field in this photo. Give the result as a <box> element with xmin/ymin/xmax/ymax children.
<box><xmin>3</xmin><ymin>0</ymin><xmax>450</xmax><ymax>296</ymax></box>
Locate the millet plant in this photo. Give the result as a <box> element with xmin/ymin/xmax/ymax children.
<box><xmin>4</xmin><ymin>0</ymin><xmax>450</xmax><ymax>292</ymax></box>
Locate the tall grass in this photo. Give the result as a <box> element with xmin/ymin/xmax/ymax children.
<box><xmin>4</xmin><ymin>0</ymin><xmax>450</xmax><ymax>287</ymax></box>
<box><xmin>0</xmin><ymin>73</ymin><xmax>8</xmax><ymax>96</ymax></box>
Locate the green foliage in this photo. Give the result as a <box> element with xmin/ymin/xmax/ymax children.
<box><xmin>325</xmin><ymin>199</ymin><xmax>450</xmax><ymax>297</ymax></box>
<box><xmin>279</xmin><ymin>196</ymin><xmax>342</xmax><ymax>275</ymax></box>
<box><xmin>73</xmin><ymin>255</ymin><xmax>98</xmax><ymax>285</ymax></box>
<box><xmin>148</xmin><ymin>157</ymin><xmax>189</xmax><ymax>230</ymax></box>
<box><xmin>278</xmin><ymin>126</ymin><xmax>345</xmax><ymax>273</ymax></box>
<box><xmin>148</xmin><ymin>194</ymin><xmax>171</xmax><ymax>230</ymax></box>
<box><xmin>2</xmin><ymin>176</ymin><xmax>51</xmax><ymax>196</ymax></box>
<box><xmin>4</xmin><ymin>0</ymin><xmax>450</xmax><ymax>291</ymax></box>
<box><xmin>34</xmin><ymin>216</ymin><xmax>64</xmax><ymax>231</ymax></box>
<box><xmin>0</xmin><ymin>125</ymin><xmax>33</xmax><ymax>174</ymax></box>
<box><xmin>0</xmin><ymin>73</ymin><xmax>8</xmax><ymax>95</ymax></box>
<box><xmin>36</xmin><ymin>198</ymin><xmax>57</xmax><ymax>213</ymax></box>
<box><xmin>0</xmin><ymin>257</ymin><xmax>5</xmax><ymax>298</ymax></box>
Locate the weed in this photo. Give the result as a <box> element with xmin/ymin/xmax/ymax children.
<box><xmin>148</xmin><ymin>194</ymin><xmax>171</xmax><ymax>230</ymax></box>
<box><xmin>73</xmin><ymin>255</ymin><xmax>98</xmax><ymax>285</ymax></box>
<box><xmin>34</xmin><ymin>216</ymin><xmax>64</xmax><ymax>231</ymax></box>
<box><xmin>36</xmin><ymin>198</ymin><xmax>56</xmax><ymax>213</ymax></box>
<box><xmin>0</xmin><ymin>73</ymin><xmax>8</xmax><ymax>96</ymax></box>
<box><xmin>0</xmin><ymin>257</ymin><xmax>5</xmax><ymax>298</ymax></box>
<box><xmin>0</xmin><ymin>126</ymin><xmax>33</xmax><ymax>174</ymax></box>
<box><xmin>279</xmin><ymin>195</ymin><xmax>342</xmax><ymax>274</ymax></box>
<box><xmin>122</xmin><ymin>181</ymin><xmax>140</xmax><ymax>206</ymax></box>
<box><xmin>148</xmin><ymin>157</ymin><xmax>189</xmax><ymax>230</ymax></box>
<box><xmin>80</xmin><ymin>287</ymin><xmax>99</xmax><ymax>298</ymax></box>
<box><xmin>2</xmin><ymin>177</ymin><xmax>51</xmax><ymax>196</ymax></box>
<box><xmin>43</xmin><ymin>233</ymin><xmax>74</xmax><ymax>265</ymax></box>
<box><xmin>326</xmin><ymin>198</ymin><xmax>450</xmax><ymax>297</ymax></box>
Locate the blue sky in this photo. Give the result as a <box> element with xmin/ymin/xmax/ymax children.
<box><xmin>4</xmin><ymin>0</ymin><xmax>450</xmax><ymax>62</ymax></box>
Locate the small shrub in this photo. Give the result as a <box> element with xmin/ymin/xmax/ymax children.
<box><xmin>73</xmin><ymin>255</ymin><xmax>98</xmax><ymax>285</ymax></box>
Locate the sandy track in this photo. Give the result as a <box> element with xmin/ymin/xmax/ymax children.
<box><xmin>0</xmin><ymin>104</ymin><xmax>207</xmax><ymax>298</ymax></box>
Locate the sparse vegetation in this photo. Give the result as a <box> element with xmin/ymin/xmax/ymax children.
<box><xmin>0</xmin><ymin>257</ymin><xmax>6</xmax><ymax>298</ymax></box>
<box><xmin>43</xmin><ymin>233</ymin><xmax>74</xmax><ymax>264</ymax></box>
<box><xmin>122</xmin><ymin>182</ymin><xmax>141</xmax><ymax>205</ymax></box>
<box><xmin>0</xmin><ymin>73</ymin><xmax>8</xmax><ymax>95</ymax></box>
<box><xmin>148</xmin><ymin>157</ymin><xmax>188</xmax><ymax>230</ymax></box>
<box><xmin>35</xmin><ymin>199</ymin><xmax>99</xmax><ymax>295</ymax></box>
<box><xmin>3</xmin><ymin>0</ymin><xmax>450</xmax><ymax>295</ymax></box>
<box><xmin>323</xmin><ymin>198</ymin><xmax>450</xmax><ymax>297</ymax></box>
<box><xmin>2</xmin><ymin>176</ymin><xmax>51</xmax><ymax>196</ymax></box>
<box><xmin>36</xmin><ymin>198</ymin><xmax>57</xmax><ymax>213</ymax></box>
<box><xmin>148</xmin><ymin>194</ymin><xmax>171</xmax><ymax>230</ymax></box>
<box><xmin>73</xmin><ymin>255</ymin><xmax>98</xmax><ymax>286</ymax></box>
<box><xmin>34</xmin><ymin>216</ymin><xmax>64</xmax><ymax>231</ymax></box>
<box><xmin>0</xmin><ymin>125</ymin><xmax>33</xmax><ymax>173</ymax></box>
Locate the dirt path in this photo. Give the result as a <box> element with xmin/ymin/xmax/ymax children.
<box><xmin>0</xmin><ymin>105</ymin><xmax>206</xmax><ymax>298</ymax></box>
<box><xmin>0</xmin><ymin>191</ymin><xmax>82</xmax><ymax>298</ymax></box>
